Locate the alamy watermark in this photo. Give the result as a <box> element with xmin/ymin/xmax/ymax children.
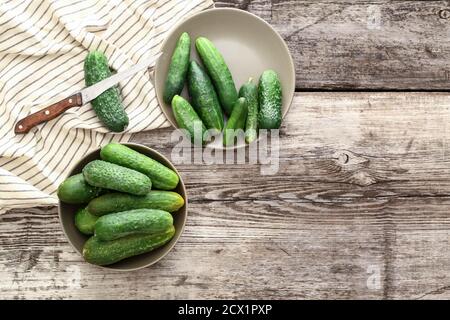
<box><xmin>170</xmin><ymin>123</ymin><xmax>280</xmax><ymax>175</ymax></box>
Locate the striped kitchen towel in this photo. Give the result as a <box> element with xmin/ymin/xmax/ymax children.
<box><xmin>0</xmin><ymin>0</ymin><xmax>214</xmax><ymax>214</ymax></box>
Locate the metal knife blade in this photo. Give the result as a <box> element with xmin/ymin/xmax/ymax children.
<box><xmin>14</xmin><ymin>52</ymin><xmax>163</xmax><ymax>134</ymax></box>
<box><xmin>81</xmin><ymin>52</ymin><xmax>163</xmax><ymax>103</ymax></box>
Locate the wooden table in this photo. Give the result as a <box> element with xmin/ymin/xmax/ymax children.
<box><xmin>1</xmin><ymin>1</ymin><xmax>449</xmax><ymax>300</ymax></box>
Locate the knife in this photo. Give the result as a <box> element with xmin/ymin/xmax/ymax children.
<box><xmin>14</xmin><ymin>52</ymin><xmax>163</xmax><ymax>134</ymax></box>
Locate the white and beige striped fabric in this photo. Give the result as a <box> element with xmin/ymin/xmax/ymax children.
<box><xmin>0</xmin><ymin>0</ymin><xmax>214</xmax><ymax>214</ymax></box>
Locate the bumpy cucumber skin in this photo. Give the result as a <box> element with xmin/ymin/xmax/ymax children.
<box><xmin>57</xmin><ymin>173</ymin><xmax>102</xmax><ymax>204</ymax></box>
<box><xmin>100</xmin><ymin>143</ymin><xmax>179</xmax><ymax>190</ymax></box>
<box><xmin>187</xmin><ymin>61</ymin><xmax>224</xmax><ymax>132</ymax></box>
<box><xmin>95</xmin><ymin>209</ymin><xmax>174</xmax><ymax>241</ymax></box>
<box><xmin>84</xmin><ymin>51</ymin><xmax>129</xmax><ymax>132</ymax></box>
<box><xmin>163</xmin><ymin>32</ymin><xmax>191</xmax><ymax>104</ymax></box>
<box><xmin>172</xmin><ymin>95</ymin><xmax>207</xmax><ymax>144</ymax></box>
<box><xmin>83</xmin><ymin>160</ymin><xmax>151</xmax><ymax>196</ymax></box>
<box><xmin>258</xmin><ymin>70</ymin><xmax>282</xmax><ymax>129</ymax></box>
<box><xmin>83</xmin><ymin>226</ymin><xmax>175</xmax><ymax>266</ymax></box>
<box><xmin>75</xmin><ymin>207</ymin><xmax>98</xmax><ymax>235</ymax></box>
<box><xmin>195</xmin><ymin>37</ymin><xmax>238</xmax><ymax>115</ymax></box>
<box><xmin>88</xmin><ymin>191</ymin><xmax>185</xmax><ymax>216</ymax></box>
<box><xmin>239</xmin><ymin>79</ymin><xmax>259</xmax><ymax>144</ymax></box>
<box><xmin>223</xmin><ymin>97</ymin><xmax>248</xmax><ymax>147</ymax></box>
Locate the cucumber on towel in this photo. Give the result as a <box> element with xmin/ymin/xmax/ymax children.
<box><xmin>84</xmin><ymin>51</ymin><xmax>129</xmax><ymax>132</ymax></box>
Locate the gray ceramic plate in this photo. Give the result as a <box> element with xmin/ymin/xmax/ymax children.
<box><xmin>58</xmin><ymin>143</ymin><xmax>188</xmax><ymax>271</ymax></box>
<box><xmin>154</xmin><ymin>8</ymin><xmax>296</xmax><ymax>149</ymax></box>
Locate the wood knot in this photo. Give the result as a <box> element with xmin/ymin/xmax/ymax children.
<box><xmin>337</xmin><ymin>152</ymin><xmax>349</xmax><ymax>165</ymax></box>
<box><xmin>332</xmin><ymin>150</ymin><xmax>377</xmax><ymax>186</ymax></box>
<box><xmin>333</xmin><ymin>150</ymin><xmax>369</xmax><ymax>167</ymax></box>
<box><xmin>438</xmin><ymin>9</ymin><xmax>450</xmax><ymax>19</ymax></box>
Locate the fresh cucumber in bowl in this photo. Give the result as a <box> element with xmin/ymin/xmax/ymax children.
<box><xmin>100</xmin><ymin>143</ymin><xmax>179</xmax><ymax>190</ymax></box>
<box><xmin>83</xmin><ymin>160</ymin><xmax>152</xmax><ymax>196</ymax></box>
<box><xmin>88</xmin><ymin>191</ymin><xmax>185</xmax><ymax>216</ymax></box>
<box><xmin>83</xmin><ymin>225</ymin><xmax>175</xmax><ymax>266</ymax></box>
<box><xmin>74</xmin><ymin>207</ymin><xmax>98</xmax><ymax>235</ymax></box>
<box><xmin>57</xmin><ymin>173</ymin><xmax>102</xmax><ymax>204</ymax></box>
<box><xmin>94</xmin><ymin>209</ymin><xmax>173</xmax><ymax>241</ymax></box>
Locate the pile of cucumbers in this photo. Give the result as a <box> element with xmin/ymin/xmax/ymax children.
<box><xmin>164</xmin><ymin>33</ymin><xmax>283</xmax><ymax>146</ymax></box>
<box><xmin>57</xmin><ymin>143</ymin><xmax>184</xmax><ymax>266</ymax></box>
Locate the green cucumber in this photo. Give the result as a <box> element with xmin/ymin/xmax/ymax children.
<box><xmin>94</xmin><ymin>209</ymin><xmax>173</xmax><ymax>241</ymax></box>
<box><xmin>195</xmin><ymin>37</ymin><xmax>238</xmax><ymax>115</ymax></box>
<box><xmin>223</xmin><ymin>97</ymin><xmax>248</xmax><ymax>147</ymax></box>
<box><xmin>100</xmin><ymin>143</ymin><xmax>179</xmax><ymax>190</ymax></box>
<box><xmin>88</xmin><ymin>191</ymin><xmax>185</xmax><ymax>216</ymax></box>
<box><xmin>84</xmin><ymin>51</ymin><xmax>129</xmax><ymax>132</ymax></box>
<box><xmin>172</xmin><ymin>95</ymin><xmax>207</xmax><ymax>144</ymax></box>
<box><xmin>239</xmin><ymin>78</ymin><xmax>259</xmax><ymax>144</ymax></box>
<box><xmin>258</xmin><ymin>70</ymin><xmax>282</xmax><ymax>129</ymax></box>
<box><xmin>57</xmin><ymin>173</ymin><xmax>102</xmax><ymax>204</ymax></box>
<box><xmin>75</xmin><ymin>207</ymin><xmax>98</xmax><ymax>235</ymax></box>
<box><xmin>83</xmin><ymin>226</ymin><xmax>175</xmax><ymax>266</ymax></box>
<box><xmin>83</xmin><ymin>160</ymin><xmax>151</xmax><ymax>196</ymax></box>
<box><xmin>187</xmin><ymin>61</ymin><xmax>224</xmax><ymax>132</ymax></box>
<box><xmin>163</xmin><ymin>32</ymin><xmax>191</xmax><ymax>104</ymax></box>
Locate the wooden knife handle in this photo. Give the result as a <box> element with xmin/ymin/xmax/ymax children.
<box><xmin>14</xmin><ymin>93</ymin><xmax>82</xmax><ymax>134</ymax></box>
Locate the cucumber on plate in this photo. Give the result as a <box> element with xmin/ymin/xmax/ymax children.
<box><xmin>172</xmin><ymin>95</ymin><xmax>207</xmax><ymax>144</ymax></box>
<box><xmin>239</xmin><ymin>78</ymin><xmax>259</xmax><ymax>144</ymax></box>
<box><xmin>187</xmin><ymin>60</ymin><xmax>224</xmax><ymax>132</ymax></box>
<box><xmin>258</xmin><ymin>70</ymin><xmax>282</xmax><ymax>129</ymax></box>
<box><xmin>195</xmin><ymin>37</ymin><xmax>238</xmax><ymax>115</ymax></box>
<box><xmin>163</xmin><ymin>32</ymin><xmax>191</xmax><ymax>104</ymax></box>
<box><xmin>223</xmin><ymin>97</ymin><xmax>248</xmax><ymax>147</ymax></box>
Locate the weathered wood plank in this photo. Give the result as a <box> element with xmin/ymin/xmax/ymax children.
<box><xmin>1</xmin><ymin>93</ymin><xmax>450</xmax><ymax>299</ymax></box>
<box><xmin>215</xmin><ymin>0</ymin><xmax>450</xmax><ymax>90</ymax></box>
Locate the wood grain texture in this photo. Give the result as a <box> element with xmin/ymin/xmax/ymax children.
<box><xmin>1</xmin><ymin>93</ymin><xmax>449</xmax><ymax>299</ymax></box>
<box><xmin>215</xmin><ymin>0</ymin><xmax>450</xmax><ymax>90</ymax></box>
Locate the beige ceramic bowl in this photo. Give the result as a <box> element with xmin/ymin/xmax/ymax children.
<box><xmin>58</xmin><ymin>143</ymin><xmax>188</xmax><ymax>271</ymax></box>
<box><xmin>154</xmin><ymin>8</ymin><xmax>296</xmax><ymax>149</ymax></box>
